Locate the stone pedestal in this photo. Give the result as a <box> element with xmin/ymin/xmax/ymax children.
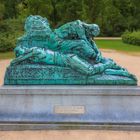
<box><xmin>0</xmin><ymin>86</ymin><xmax>140</xmax><ymax>131</ymax></box>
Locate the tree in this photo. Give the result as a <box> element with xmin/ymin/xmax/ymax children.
<box><xmin>0</xmin><ymin>3</ymin><xmax>5</xmax><ymax>20</ymax></box>
<box><xmin>113</xmin><ymin>0</ymin><xmax>140</xmax><ymax>31</ymax></box>
<box><xmin>82</xmin><ymin>0</ymin><xmax>103</xmax><ymax>23</ymax></box>
<box><xmin>0</xmin><ymin>0</ymin><xmax>140</xmax><ymax>36</ymax></box>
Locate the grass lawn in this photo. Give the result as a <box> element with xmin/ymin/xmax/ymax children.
<box><xmin>0</xmin><ymin>40</ymin><xmax>140</xmax><ymax>60</ymax></box>
<box><xmin>0</xmin><ymin>52</ymin><xmax>15</xmax><ymax>60</ymax></box>
<box><xmin>96</xmin><ymin>40</ymin><xmax>140</xmax><ymax>52</ymax></box>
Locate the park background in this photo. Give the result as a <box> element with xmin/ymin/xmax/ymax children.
<box><xmin>0</xmin><ymin>0</ymin><xmax>140</xmax><ymax>139</ymax></box>
<box><xmin>0</xmin><ymin>0</ymin><xmax>140</xmax><ymax>57</ymax></box>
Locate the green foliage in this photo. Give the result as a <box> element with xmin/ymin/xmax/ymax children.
<box><xmin>2</xmin><ymin>0</ymin><xmax>21</xmax><ymax>19</ymax></box>
<box><xmin>122</xmin><ymin>31</ymin><xmax>140</xmax><ymax>46</ymax></box>
<box><xmin>96</xmin><ymin>39</ymin><xmax>140</xmax><ymax>52</ymax></box>
<box><xmin>0</xmin><ymin>0</ymin><xmax>140</xmax><ymax>52</ymax></box>
<box><xmin>0</xmin><ymin>34</ymin><xmax>15</xmax><ymax>52</ymax></box>
<box><xmin>82</xmin><ymin>0</ymin><xmax>102</xmax><ymax>22</ymax></box>
<box><xmin>0</xmin><ymin>19</ymin><xmax>24</xmax><ymax>52</ymax></box>
<box><xmin>0</xmin><ymin>3</ymin><xmax>5</xmax><ymax>19</ymax></box>
<box><xmin>0</xmin><ymin>51</ymin><xmax>14</xmax><ymax>59</ymax></box>
<box><xmin>0</xmin><ymin>0</ymin><xmax>139</xmax><ymax>34</ymax></box>
<box><xmin>104</xmin><ymin>0</ymin><xmax>125</xmax><ymax>36</ymax></box>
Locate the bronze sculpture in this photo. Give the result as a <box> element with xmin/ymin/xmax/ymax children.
<box><xmin>4</xmin><ymin>15</ymin><xmax>137</xmax><ymax>85</ymax></box>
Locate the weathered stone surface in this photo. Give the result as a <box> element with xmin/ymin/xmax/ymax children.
<box><xmin>0</xmin><ymin>86</ymin><xmax>140</xmax><ymax>130</ymax></box>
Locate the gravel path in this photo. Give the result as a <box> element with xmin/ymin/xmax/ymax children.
<box><xmin>0</xmin><ymin>130</ymin><xmax>139</xmax><ymax>140</ymax></box>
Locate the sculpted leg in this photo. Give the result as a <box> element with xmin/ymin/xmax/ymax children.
<box><xmin>104</xmin><ymin>69</ymin><xmax>137</xmax><ymax>81</ymax></box>
<box><xmin>58</xmin><ymin>54</ymin><xmax>114</xmax><ymax>75</ymax></box>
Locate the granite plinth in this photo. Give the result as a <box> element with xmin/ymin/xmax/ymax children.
<box><xmin>0</xmin><ymin>86</ymin><xmax>140</xmax><ymax>131</ymax></box>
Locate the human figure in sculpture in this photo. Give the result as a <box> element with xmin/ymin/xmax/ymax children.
<box><xmin>49</xmin><ymin>20</ymin><xmax>102</xmax><ymax>63</ymax></box>
<box><xmin>15</xmin><ymin>16</ymin><xmax>102</xmax><ymax>62</ymax></box>
<box><xmin>13</xmin><ymin>15</ymin><xmax>136</xmax><ymax>80</ymax></box>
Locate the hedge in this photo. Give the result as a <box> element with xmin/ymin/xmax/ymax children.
<box><xmin>0</xmin><ymin>34</ymin><xmax>16</xmax><ymax>52</ymax></box>
<box><xmin>122</xmin><ymin>31</ymin><xmax>140</xmax><ymax>46</ymax></box>
<box><xmin>0</xmin><ymin>19</ymin><xmax>24</xmax><ymax>52</ymax></box>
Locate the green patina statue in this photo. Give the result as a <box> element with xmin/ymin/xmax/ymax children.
<box><xmin>4</xmin><ymin>15</ymin><xmax>137</xmax><ymax>85</ymax></box>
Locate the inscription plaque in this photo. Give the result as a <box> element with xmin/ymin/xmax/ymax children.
<box><xmin>54</xmin><ymin>106</ymin><xmax>85</xmax><ymax>114</ymax></box>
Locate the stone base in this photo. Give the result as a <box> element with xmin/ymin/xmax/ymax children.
<box><xmin>4</xmin><ymin>64</ymin><xmax>137</xmax><ymax>85</ymax></box>
<box><xmin>0</xmin><ymin>86</ymin><xmax>140</xmax><ymax>131</ymax></box>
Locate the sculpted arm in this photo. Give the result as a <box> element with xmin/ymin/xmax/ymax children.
<box><xmin>14</xmin><ymin>44</ymin><xmax>28</xmax><ymax>57</ymax></box>
<box><xmin>89</xmin><ymin>38</ymin><xmax>102</xmax><ymax>62</ymax></box>
<box><xmin>11</xmin><ymin>46</ymin><xmax>46</xmax><ymax>65</ymax></box>
<box><xmin>81</xmin><ymin>22</ymin><xmax>102</xmax><ymax>62</ymax></box>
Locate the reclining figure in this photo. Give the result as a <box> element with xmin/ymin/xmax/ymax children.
<box><xmin>11</xmin><ymin>15</ymin><xmax>136</xmax><ymax>81</ymax></box>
